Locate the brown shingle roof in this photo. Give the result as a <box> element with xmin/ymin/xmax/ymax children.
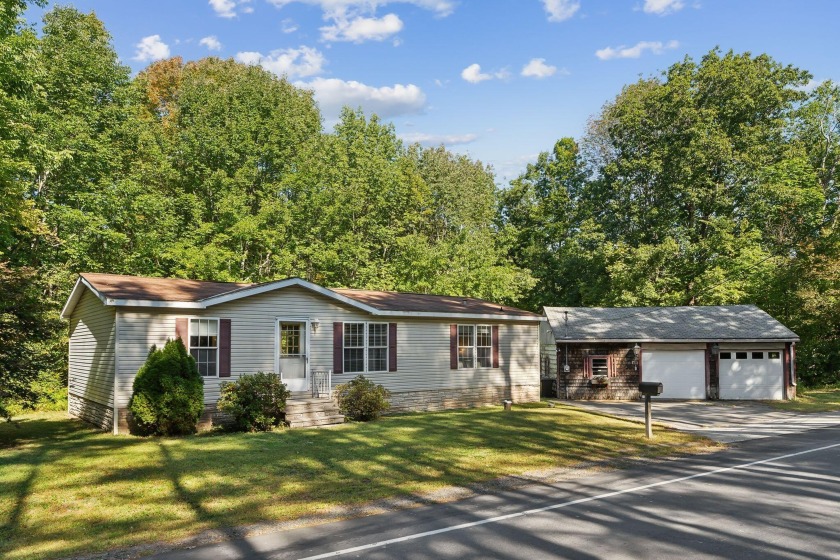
<box><xmin>81</xmin><ymin>273</ymin><xmax>252</xmax><ymax>302</ymax></box>
<box><xmin>78</xmin><ymin>273</ymin><xmax>539</xmax><ymax>317</ymax></box>
<box><xmin>333</xmin><ymin>288</ymin><xmax>540</xmax><ymax>317</ymax></box>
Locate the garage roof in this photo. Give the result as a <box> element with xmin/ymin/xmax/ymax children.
<box><xmin>543</xmin><ymin>305</ymin><xmax>799</xmax><ymax>343</ymax></box>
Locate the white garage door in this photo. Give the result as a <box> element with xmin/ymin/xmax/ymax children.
<box><xmin>642</xmin><ymin>350</ymin><xmax>706</xmax><ymax>399</ymax></box>
<box><xmin>719</xmin><ymin>350</ymin><xmax>783</xmax><ymax>400</ymax></box>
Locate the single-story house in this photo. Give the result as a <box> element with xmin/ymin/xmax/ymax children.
<box><xmin>542</xmin><ymin>305</ymin><xmax>799</xmax><ymax>401</ymax></box>
<box><xmin>61</xmin><ymin>273</ymin><xmax>542</xmax><ymax>433</ymax></box>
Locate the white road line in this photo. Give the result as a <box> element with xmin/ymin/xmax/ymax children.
<box><xmin>297</xmin><ymin>441</ymin><xmax>840</xmax><ymax>560</ymax></box>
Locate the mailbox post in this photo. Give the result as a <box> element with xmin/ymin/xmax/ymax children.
<box><xmin>638</xmin><ymin>382</ymin><xmax>663</xmax><ymax>439</ymax></box>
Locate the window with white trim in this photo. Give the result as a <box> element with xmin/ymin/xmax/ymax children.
<box><xmin>367</xmin><ymin>323</ymin><xmax>388</xmax><ymax>373</ymax></box>
<box><xmin>458</xmin><ymin>325</ymin><xmax>474</xmax><ymax>369</ymax></box>
<box><xmin>344</xmin><ymin>322</ymin><xmax>388</xmax><ymax>373</ymax></box>
<box><xmin>189</xmin><ymin>318</ymin><xmax>219</xmax><ymax>377</ymax></box>
<box><xmin>458</xmin><ymin>324</ymin><xmax>493</xmax><ymax>369</ymax></box>
<box><xmin>476</xmin><ymin>325</ymin><xmax>492</xmax><ymax>368</ymax></box>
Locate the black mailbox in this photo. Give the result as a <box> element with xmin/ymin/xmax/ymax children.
<box><xmin>639</xmin><ymin>382</ymin><xmax>663</xmax><ymax>396</ymax></box>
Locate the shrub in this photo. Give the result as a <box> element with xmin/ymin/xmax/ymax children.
<box><xmin>217</xmin><ymin>372</ymin><xmax>290</xmax><ymax>432</ymax></box>
<box><xmin>32</xmin><ymin>370</ymin><xmax>68</xmax><ymax>412</ymax></box>
<box><xmin>335</xmin><ymin>375</ymin><xmax>391</xmax><ymax>421</ymax></box>
<box><xmin>128</xmin><ymin>339</ymin><xmax>204</xmax><ymax>436</ymax></box>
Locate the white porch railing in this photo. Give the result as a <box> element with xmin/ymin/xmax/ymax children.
<box><xmin>311</xmin><ymin>370</ymin><xmax>332</xmax><ymax>398</ymax></box>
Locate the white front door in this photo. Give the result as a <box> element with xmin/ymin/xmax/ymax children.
<box><xmin>278</xmin><ymin>321</ymin><xmax>308</xmax><ymax>392</ymax></box>
<box><xmin>719</xmin><ymin>350</ymin><xmax>784</xmax><ymax>400</ymax></box>
<box><xmin>642</xmin><ymin>350</ymin><xmax>707</xmax><ymax>399</ymax></box>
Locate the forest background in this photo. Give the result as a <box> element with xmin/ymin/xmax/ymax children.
<box><xmin>2</xmin><ymin>1</ymin><xmax>838</xmax><ymax>418</ymax></box>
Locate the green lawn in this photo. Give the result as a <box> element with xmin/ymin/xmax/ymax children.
<box><xmin>769</xmin><ymin>387</ymin><xmax>840</xmax><ymax>412</ymax></box>
<box><xmin>0</xmin><ymin>405</ymin><xmax>715</xmax><ymax>560</ymax></box>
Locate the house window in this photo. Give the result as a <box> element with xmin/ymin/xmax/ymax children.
<box><xmin>367</xmin><ymin>323</ymin><xmax>388</xmax><ymax>373</ymax></box>
<box><xmin>189</xmin><ymin>318</ymin><xmax>218</xmax><ymax>377</ymax></box>
<box><xmin>477</xmin><ymin>326</ymin><xmax>492</xmax><ymax>368</ymax></box>
<box><xmin>344</xmin><ymin>322</ymin><xmax>366</xmax><ymax>373</ymax></box>
<box><xmin>588</xmin><ymin>355</ymin><xmax>610</xmax><ymax>377</ymax></box>
<box><xmin>458</xmin><ymin>325</ymin><xmax>494</xmax><ymax>369</ymax></box>
<box><xmin>344</xmin><ymin>322</ymin><xmax>388</xmax><ymax>373</ymax></box>
<box><xmin>458</xmin><ymin>325</ymin><xmax>474</xmax><ymax>368</ymax></box>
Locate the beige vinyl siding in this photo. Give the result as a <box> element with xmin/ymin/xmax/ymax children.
<box><xmin>68</xmin><ymin>289</ymin><xmax>115</xmax><ymax>407</ymax></box>
<box><xmin>116</xmin><ymin>286</ymin><xmax>539</xmax><ymax>406</ymax></box>
<box><xmin>540</xmin><ymin>320</ymin><xmax>557</xmax><ymax>377</ymax></box>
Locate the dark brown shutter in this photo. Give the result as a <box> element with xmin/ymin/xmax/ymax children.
<box><xmin>219</xmin><ymin>319</ymin><xmax>231</xmax><ymax>377</ymax></box>
<box><xmin>450</xmin><ymin>324</ymin><xmax>458</xmax><ymax>370</ymax></box>
<box><xmin>492</xmin><ymin>325</ymin><xmax>500</xmax><ymax>368</ymax></box>
<box><xmin>333</xmin><ymin>322</ymin><xmax>344</xmax><ymax>374</ymax></box>
<box><xmin>388</xmin><ymin>323</ymin><xmax>397</xmax><ymax>372</ymax></box>
<box><xmin>175</xmin><ymin>317</ymin><xmax>188</xmax><ymax>346</ymax></box>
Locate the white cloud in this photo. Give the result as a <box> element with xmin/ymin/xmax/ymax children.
<box><xmin>268</xmin><ymin>1</ymin><xmax>453</xmax><ymax>43</ymax></box>
<box><xmin>595</xmin><ymin>40</ymin><xmax>679</xmax><ymax>60</ymax></box>
<box><xmin>267</xmin><ymin>0</ymin><xmax>455</xmax><ymax>18</ymax></box>
<box><xmin>399</xmin><ymin>132</ymin><xmax>479</xmax><ymax>146</ymax></box>
<box><xmin>209</xmin><ymin>0</ymin><xmax>252</xmax><ymax>18</ymax></box>
<box><xmin>199</xmin><ymin>35</ymin><xmax>223</xmax><ymax>51</ymax></box>
<box><xmin>281</xmin><ymin>18</ymin><xmax>299</xmax><ymax>33</ymax></box>
<box><xmin>235</xmin><ymin>46</ymin><xmax>326</xmax><ymax>78</ymax></box>
<box><xmin>209</xmin><ymin>0</ymin><xmax>236</xmax><ymax>17</ymax></box>
<box><xmin>321</xmin><ymin>13</ymin><xmax>403</xmax><ymax>42</ymax></box>
<box><xmin>461</xmin><ymin>63</ymin><xmax>508</xmax><ymax>84</ymax></box>
<box><xmin>521</xmin><ymin>58</ymin><xmax>558</xmax><ymax>78</ymax></box>
<box><xmin>461</xmin><ymin>63</ymin><xmax>491</xmax><ymax>84</ymax></box>
<box><xmin>297</xmin><ymin>77</ymin><xmax>426</xmax><ymax>119</ymax></box>
<box><xmin>133</xmin><ymin>35</ymin><xmax>170</xmax><ymax>62</ymax></box>
<box><xmin>542</xmin><ymin>0</ymin><xmax>580</xmax><ymax>22</ymax></box>
<box><xmin>642</xmin><ymin>0</ymin><xmax>685</xmax><ymax>15</ymax></box>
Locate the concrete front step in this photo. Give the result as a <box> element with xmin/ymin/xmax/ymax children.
<box><xmin>287</xmin><ymin>414</ymin><xmax>345</xmax><ymax>428</ymax></box>
<box><xmin>286</xmin><ymin>399</ymin><xmax>339</xmax><ymax>412</ymax></box>
<box><xmin>285</xmin><ymin>409</ymin><xmax>342</xmax><ymax>422</ymax></box>
<box><xmin>284</xmin><ymin>397</ymin><xmax>344</xmax><ymax>427</ymax></box>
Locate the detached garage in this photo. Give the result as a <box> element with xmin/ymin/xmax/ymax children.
<box><xmin>542</xmin><ymin>305</ymin><xmax>799</xmax><ymax>401</ymax></box>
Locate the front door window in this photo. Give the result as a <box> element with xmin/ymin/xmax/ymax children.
<box><xmin>279</xmin><ymin>321</ymin><xmax>307</xmax><ymax>392</ymax></box>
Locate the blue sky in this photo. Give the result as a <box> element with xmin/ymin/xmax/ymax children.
<box><xmin>26</xmin><ymin>0</ymin><xmax>840</xmax><ymax>182</ymax></box>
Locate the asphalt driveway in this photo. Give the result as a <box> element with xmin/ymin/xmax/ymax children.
<box><xmin>560</xmin><ymin>400</ymin><xmax>840</xmax><ymax>442</ymax></box>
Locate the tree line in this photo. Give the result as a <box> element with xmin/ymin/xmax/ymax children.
<box><xmin>1</xmin><ymin>2</ymin><xmax>837</xmax><ymax>417</ymax></box>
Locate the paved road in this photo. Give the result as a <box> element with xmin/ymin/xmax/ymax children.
<box><xmin>562</xmin><ymin>400</ymin><xmax>840</xmax><ymax>442</ymax></box>
<box><xmin>151</xmin><ymin>425</ymin><xmax>840</xmax><ymax>560</ymax></box>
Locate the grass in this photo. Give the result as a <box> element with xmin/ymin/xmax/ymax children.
<box><xmin>0</xmin><ymin>405</ymin><xmax>715</xmax><ymax>560</ymax></box>
<box><xmin>768</xmin><ymin>386</ymin><xmax>840</xmax><ymax>412</ymax></box>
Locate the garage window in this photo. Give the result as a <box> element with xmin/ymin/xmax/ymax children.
<box><xmin>768</xmin><ymin>351</ymin><xmax>780</xmax><ymax>359</ymax></box>
<box><xmin>736</xmin><ymin>352</ymin><xmax>748</xmax><ymax>359</ymax></box>
<box><xmin>752</xmin><ymin>352</ymin><xmax>764</xmax><ymax>359</ymax></box>
<box><xmin>588</xmin><ymin>355</ymin><xmax>611</xmax><ymax>377</ymax></box>
<box><xmin>720</xmin><ymin>352</ymin><xmax>732</xmax><ymax>360</ymax></box>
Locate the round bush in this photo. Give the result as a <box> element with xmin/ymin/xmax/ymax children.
<box><xmin>128</xmin><ymin>338</ymin><xmax>204</xmax><ymax>436</ymax></box>
<box><xmin>217</xmin><ymin>372</ymin><xmax>290</xmax><ymax>432</ymax></box>
<box><xmin>334</xmin><ymin>375</ymin><xmax>391</xmax><ymax>421</ymax></box>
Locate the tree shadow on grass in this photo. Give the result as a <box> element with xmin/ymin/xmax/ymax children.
<box><xmin>157</xmin><ymin>441</ymin><xmax>268</xmax><ymax>559</ymax></box>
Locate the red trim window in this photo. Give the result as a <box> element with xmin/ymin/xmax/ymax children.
<box><xmin>588</xmin><ymin>355</ymin><xmax>611</xmax><ymax>377</ymax></box>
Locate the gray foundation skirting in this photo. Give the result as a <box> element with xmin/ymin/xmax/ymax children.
<box><xmin>69</xmin><ymin>392</ymin><xmax>113</xmax><ymax>431</ymax></box>
<box><xmin>116</xmin><ymin>403</ymin><xmax>231</xmax><ymax>434</ymax></box>
<box><xmin>386</xmin><ymin>384</ymin><xmax>541</xmax><ymax>413</ymax></box>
